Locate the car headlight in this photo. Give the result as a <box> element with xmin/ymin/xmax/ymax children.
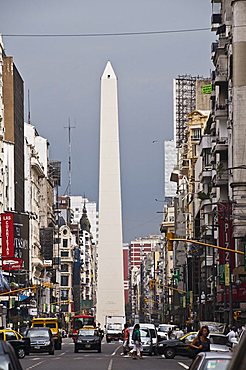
<box><xmin>159</xmin><ymin>343</ymin><xmax>164</xmax><ymax>347</ymax></box>
<box><xmin>44</xmin><ymin>341</ymin><xmax>51</xmax><ymax>346</ymax></box>
<box><xmin>77</xmin><ymin>339</ymin><xmax>82</xmax><ymax>343</ymax></box>
<box><xmin>146</xmin><ymin>341</ymin><xmax>151</xmax><ymax>345</ymax></box>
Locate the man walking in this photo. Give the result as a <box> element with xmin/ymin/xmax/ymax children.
<box><xmin>122</xmin><ymin>323</ymin><xmax>130</xmax><ymax>355</ymax></box>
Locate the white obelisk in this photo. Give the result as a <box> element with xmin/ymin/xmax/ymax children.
<box><xmin>96</xmin><ymin>62</ymin><xmax>125</xmax><ymax>326</ymax></box>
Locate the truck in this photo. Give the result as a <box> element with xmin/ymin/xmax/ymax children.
<box><xmin>105</xmin><ymin>315</ymin><xmax>125</xmax><ymax>343</ymax></box>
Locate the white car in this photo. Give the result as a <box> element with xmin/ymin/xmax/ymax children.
<box><xmin>157</xmin><ymin>324</ymin><xmax>177</xmax><ymax>340</ymax></box>
<box><xmin>209</xmin><ymin>333</ymin><xmax>231</xmax><ymax>352</ymax></box>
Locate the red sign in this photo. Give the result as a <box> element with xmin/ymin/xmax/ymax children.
<box><xmin>1</xmin><ymin>213</ymin><xmax>14</xmax><ymax>258</ymax></box>
<box><xmin>2</xmin><ymin>257</ymin><xmax>23</xmax><ymax>271</ymax></box>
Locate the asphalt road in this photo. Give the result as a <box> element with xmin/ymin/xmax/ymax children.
<box><xmin>20</xmin><ymin>338</ymin><xmax>193</xmax><ymax>370</ymax></box>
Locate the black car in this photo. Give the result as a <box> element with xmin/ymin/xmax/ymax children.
<box><xmin>74</xmin><ymin>328</ymin><xmax>101</xmax><ymax>353</ymax></box>
<box><xmin>25</xmin><ymin>327</ymin><xmax>55</xmax><ymax>355</ymax></box>
<box><xmin>0</xmin><ymin>330</ymin><xmax>28</xmax><ymax>359</ymax></box>
<box><xmin>157</xmin><ymin>332</ymin><xmax>197</xmax><ymax>359</ymax></box>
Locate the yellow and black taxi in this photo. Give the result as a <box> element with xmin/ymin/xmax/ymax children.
<box><xmin>0</xmin><ymin>328</ymin><xmax>30</xmax><ymax>359</ymax></box>
<box><xmin>157</xmin><ymin>331</ymin><xmax>197</xmax><ymax>359</ymax></box>
<box><xmin>74</xmin><ymin>326</ymin><xmax>101</xmax><ymax>353</ymax></box>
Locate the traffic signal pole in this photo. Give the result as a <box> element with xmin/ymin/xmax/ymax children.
<box><xmin>169</xmin><ymin>238</ymin><xmax>244</xmax><ymax>255</ymax></box>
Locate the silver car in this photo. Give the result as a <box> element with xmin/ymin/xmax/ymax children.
<box><xmin>189</xmin><ymin>352</ymin><xmax>231</xmax><ymax>370</ymax></box>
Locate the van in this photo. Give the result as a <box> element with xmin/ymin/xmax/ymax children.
<box><xmin>31</xmin><ymin>317</ymin><xmax>62</xmax><ymax>350</ymax></box>
<box><xmin>139</xmin><ymin>323</ymin><xmax>158</xmax><ymax>354</ymax></box>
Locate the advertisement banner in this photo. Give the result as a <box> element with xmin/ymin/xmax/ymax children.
<box><xmin>1</xmin><ymin>212</ymin><xmax>29</xmax><ymax>271</ymax></box>
<box><xmin>1</xmin><ymin>213</ymin><xmax>14</xmax><ymax>258</ymax></box>
<box><xmin>218</xmin><ymin>202</ymin><xmax>235</xmax><ymax>270</ymax></box>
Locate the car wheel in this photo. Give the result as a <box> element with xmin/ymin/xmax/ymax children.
<box><xmin>163</xmin><ymin>347</ymin><xmax>176</xmax><ymax>359</ymax></box>
<box><xmin>49</xmin><ymin>349</ymin><xmax>55</xmax><ymax>355</ymax></box>
<box><xmin>74</xmin><ymin>347</ymin><xmax>78</xmax><ymax>353</ymax></box>
<box><xmin>98</xmin><ymin>347</ymin><xmax>101</xmax><ymax>353</ymax></box>
<box><xmin>17</xmin><ymin>348</ymin><xmax>25</xmax><ymax>359</ymax></box>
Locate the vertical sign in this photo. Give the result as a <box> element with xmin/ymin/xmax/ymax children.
<box><xmin>225</xmin><ymin>263</ymin><xmax>230</xmax><ymax>286</ymax></box>
<box><xmin>1</xmin><ymin>213</ymin><xmax>14</xmax><ymax>257</ymax></box>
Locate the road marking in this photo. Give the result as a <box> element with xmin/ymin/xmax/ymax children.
<box><xmin>108</xmin><ymin>359</ymin><xmax>113</xmax><ymax>370</ymax></box>
<box><xmin>178</xmin><ymin>362</ymin><xmax>189</xmax><ymax>369</ymax></box>
<box><xmin>111</xmin><ymin>344</ymin><xmax>122</xmax><ymax>356</ymax></box>
<box><xmin>58</xmin><ymin>352</ymin><xmax>66</xmax><ymax>356</ymax></box>
<box><xmin>26</xmin><ymin>361</ymin><xmax>45</xmax><ymax>370</ymax></box>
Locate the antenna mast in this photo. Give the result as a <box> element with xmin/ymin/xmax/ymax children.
<box><xmin>64</xmin><ymin>119</ymin><xmax>75</xmax><ymax>196</ymax></box>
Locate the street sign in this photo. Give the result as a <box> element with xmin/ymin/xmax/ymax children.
<box><xmin>2</xmin><ymin>258</ymin><xmax>23</xmax><ymax>271</ymax></box>
<box><xmin>225</xmin><ymin>263</ymin><xmax>230</xmax><ymax>286</ymax></box>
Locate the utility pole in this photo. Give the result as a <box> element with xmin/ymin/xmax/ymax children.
<box><xmin>64</xmin><ymin>119</ymin><xmax>75</xmax><ymax>196</ymax></box>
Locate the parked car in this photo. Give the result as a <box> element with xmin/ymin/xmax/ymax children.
<box><xmin>189</xmin><ymin>351</ymin><xmax>231</xmax><ymax>370</ymax></box>
<box><xmin>157</xmin><ymin>331</ymin><xmax>197</xmax><ymax>358</ymax></box>
<box><xmin>25</xmin><ymin>327</ymin><xmax>55</xmax><ymax>355</ymax></box>
<box><xmin>74</xmin><ymin>327</ymin><xmax>101</xmax><ymax>353</ymax></box>
<box><xmin>0</xmin><ymin>341</ymin><xmax>23</xmax><ymax>370</ymax></box>
<box><xmin>128</xmin><ymin>327</ymin><xmax>153</xmax><ymax>356</ymax></box>
<box><xmin>227</xmin><ymin>329</ymin><xmax>246</xmax><ymax>370</ymax></box>
<box><xmin>157</xmin><ymin>324</ymin><xmax>177</xmax><ymax>341</ymax></box>
<box><xmin>0</xmin><ymin>329</ymin><xmax>29</xmax><ymax>359</ymax></box>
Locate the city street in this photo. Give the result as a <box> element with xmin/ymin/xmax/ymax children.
<box><xmin>20</xmin><ymin>338</ymin><xmax>192</xmax><ymax>370</ymax></box>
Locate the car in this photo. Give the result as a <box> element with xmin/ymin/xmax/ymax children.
<box><xmin>157</xmin><ymin>324</ymin><xmax>178</xmax><ymax>341</ymax></box>
<box><xmin>0</xmin><ymin>341</ymin><xmax>23</xmax><ymax>370</ymax></box>
<box><xmin>189</xmin><ymin>351</ymin><xmax>231</xmax><ymax>370</ymax></box>
<box><xmin>0</xmin><ymin>329</ymin><xmax>29</xmax><ymax>359</ymax></box>
<box><xmin>31</xmin><ymin>317</ymin><xmax>62</xmax><ymax>350</ymax></box>
<box><xmin>74</xmin><ymin>328</ymin><xmax>101</xmax><ymax>353</ymax></box>
<box><xmin>208</xmin><ymin>333</ymin><xmax>231</xmax><ymax>352</ymax></box>
<box><xmin>139</xmin><ymin>323</ymin><xmax>158</xmax><ymax>353</ymax></box>
<box><xmin>157</xmin><ymin>331</ymin><xmax>197</xmax><ymax>359</ymax></box>
<box><xmin>25</xmin><ymin>327</ymin><xmax>55</xmax><ymax>355</ymax></box>
<box><xmin>227</xmin><ymin>329</ymin><xmax>246</xmax><ymax>370</ymax></box>
<box><xmin>128</xmin><ymin>327</ymin><xmax>153</xmax><ymax>356</ymax></box>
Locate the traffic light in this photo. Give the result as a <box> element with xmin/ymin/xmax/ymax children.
<box><xmin>233</xmin><ymin>310</ymin><xmax>241</xmax><ymax>320</ymax></box>
<box><xmin>167</xmin><ymin>232</ymin><xmax>175</xmax><ymax>251</ymax></box>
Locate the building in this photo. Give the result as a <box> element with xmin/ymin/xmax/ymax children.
<box><xmin>164</xmin><ymin>140</ymin><xmax>177</xmax><ymax>199</ymax></box>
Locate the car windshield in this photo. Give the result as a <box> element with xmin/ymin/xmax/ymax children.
<box><xmin>78</xmin><ymin>330</ymin><xmax>97</xmax><ymax>337</ymax></box>
<box><xmin>129</xmin><ymin>329</ymin><xmax>150</xmax><ymax>338</ymax></box>
<box><xmin>27</xmin><ymin>330</ymin><xmax>49</xmax><ymax>338</ymax></box>
<box><xmin>209</xmin><ymin>335</ymin><xmax>228</xmax><ymax>345</ymax></box>
<box><xmin>203</xmin><ymin>359</ymin><xmax>230</xmax><ymax>370</ymax></box>
<box><xmin>158</xmin><ymin>326</ymin><xmax>170</xmax><ymax>332</ymax></box>
<box><xmin>46</xmin><ymin>323</ymin><xmax>56</xmax><ymax>329</ymax></box>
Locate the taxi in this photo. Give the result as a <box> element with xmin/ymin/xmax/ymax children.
<box><xmin>74</xmin><ymin>326</ymin><xmax>101</xmax><ymax>353</ymax></box>
<box><xmin>0</xmin><ymin>329</ymin><xmax>30</xmax><ymax>358</ymax></box>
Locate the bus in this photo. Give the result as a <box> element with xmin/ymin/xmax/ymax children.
<box><xmin>70</xmin><ymin>315</ymin><xmax>96</xmax><ymax>338</ymax></box>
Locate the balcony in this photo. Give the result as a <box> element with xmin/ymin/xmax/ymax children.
<box><xmin>200</xmin><ymin>167</ymin><xmax>212</xmax><ymax>183</ymax></box>
<box><xmin>212</xmin><ymin>136</ymin><xmax>228</xmax><ymax>153</ymax></box>
<box><xmin>211</xmin><ymin>13</ymin><xmax>222</xmax><ymax>32</ymax></box>
<box><xmin>213</xmin><ymin>171</ymin><xmax>229</xmax><ymax>186</ymax></box>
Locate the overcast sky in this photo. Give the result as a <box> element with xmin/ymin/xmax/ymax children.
<box><xmin>0</xmin><ymin>0</ymin><xmax>214</xmax><ymax>243</ymax></box>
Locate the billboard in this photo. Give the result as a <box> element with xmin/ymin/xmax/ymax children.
<box><xmin>1</xmin><ymin>212</ymin><xmax>29</xmax><ymax>271</ymax></box>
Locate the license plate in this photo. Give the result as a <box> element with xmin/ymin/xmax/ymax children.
<box><xmin>34</xmin><ymin>346</ymin><xmax>40</xmax><ymax>349</ymax></box>
<box><xmin>85</xmin><ymin>344</ymin><xmax>91</xmax><ymax>348</ymax></box>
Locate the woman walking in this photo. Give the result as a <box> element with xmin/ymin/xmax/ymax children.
<box><xmin>132</xmin><ymin>324</ymin><xmax>143</xmax><ymax>359</ymax></box>
<box><xmin>190</xmin><ymin>325</ymin><xmax>210</xmax><ymax>359</ymax></box>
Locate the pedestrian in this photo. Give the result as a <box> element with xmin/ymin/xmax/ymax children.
<box><xmin>174</xmin><ymin>327</ymin><xmax>184</xmax><ymax>339</ymax></box>
<box><xmin>190</xmin><ymin>325</ymin><xmax>210</xmax><ymax>359</ymax></box>
<box><xmin>226</xmin><ymin>326</ymin><xmax>238</xmax><ymax>345</ymax></box>
<box><xmin>121</xmin><ymin>323</ymin><xmax>130</xmax><ymax>356</ymax></box>
<box><xmin>167</xmin><ymin>327</ymin><xmax>173</xmax><ymax>339</ymax></box>
<box><xmin>132</xmin><ymin>323</ymin><xmax>143</xmax><ymax>359</ymax></box>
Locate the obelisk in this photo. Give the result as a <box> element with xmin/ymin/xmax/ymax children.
<box><xmin>96</xmin><ymin>62</ymin><xmax>125</xmax><ymax>326</ymax></box>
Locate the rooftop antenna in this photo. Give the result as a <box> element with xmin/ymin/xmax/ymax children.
<box><xmin>64</xmin><ymin>118</ymin><xmax>75</xmax><ymax>196</ymax></box>
<box><xmin>27</xmin><ymin>89</ymin><xmax>31</xmax><ymax>124</ymax></box>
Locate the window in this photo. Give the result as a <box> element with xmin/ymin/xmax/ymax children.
<box><xmin>63</xmin><ymin>239</ymin><xmax>68</xmax><ymax>248</ymax></box>
<box><xmin>61</xmin><ymin>264</ymin><xmax>69</xmax><ymax>272</ymax></box>
<box><xmin>61</xmin><ymin>276</ymin><xmax>69</xmax><ymax>286</ymax></box>
<box><xmin>6</xmin><ymin>332</ymin><xmax>17</xmax><ymax>341</ymax></box>
<box><xmin>191</xmin><ymin>128</ymin><xmax>201</xmax><ymax>140</ymax></box>
<box><xmin>61</xmin><ymin>251</ymin><xmax>69</xmax><ymax>257</ymax></box>
<box><xmin>61</xmin><ymin>289</ymin><xmax>68</xmax><ymax>300</ymax></box>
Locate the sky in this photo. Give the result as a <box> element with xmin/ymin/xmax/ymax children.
<box><xmin>0</xmin><ymin>0</ymin><xmax>214</xmax><ymax>243</ymax></box>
